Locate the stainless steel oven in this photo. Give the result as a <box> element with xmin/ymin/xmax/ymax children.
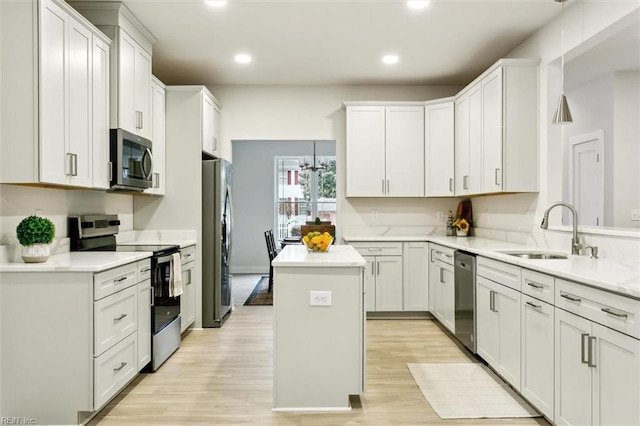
<box><xmin>110</xmin><ymin>128</ymin><xmax>153</xmax><ymax>192</ymax></box>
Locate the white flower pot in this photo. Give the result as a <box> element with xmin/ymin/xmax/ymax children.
<box><xmin>21</xmin><ymin>244</ymin><xmax>50</xmax><ymax>263</ymax></box>
<box><xmin>456</xmin><ymin>229</ymin><xmax>469</xmax><ymax>237</ymax></box>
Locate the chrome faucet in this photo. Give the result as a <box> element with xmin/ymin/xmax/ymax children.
<box><xmin>540</xmin><ymin>201</ymin><xmax>583</xmax><ymax>255</ymax></box>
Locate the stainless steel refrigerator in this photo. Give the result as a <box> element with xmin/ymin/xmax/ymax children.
<box><xmin>202</xmin><ymin>159</ymin><xmax>233</xmax><ymax>327</ymax></box>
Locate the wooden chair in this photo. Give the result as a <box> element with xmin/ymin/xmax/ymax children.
<box><xmin>264</xmin><ymin>230</ymin><xmax>278</xmax><ymax>292</ymax></box>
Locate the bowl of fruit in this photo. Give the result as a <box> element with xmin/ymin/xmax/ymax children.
<box><xmin>302</xmin><ymin>231</ymin><xmax>333</xmax><ymax>253</ymax></box>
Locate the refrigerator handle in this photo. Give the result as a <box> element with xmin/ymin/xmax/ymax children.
<box><xmin>225</xmin><ymin>184</ymin><xmax>234</xmax><ymax>266</ymax></box>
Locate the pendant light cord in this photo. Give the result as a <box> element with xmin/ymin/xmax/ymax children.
<box><xmin>561</xmin><ymin>0</ymin><xmax>565</xmax><ymax>96</ymax></box>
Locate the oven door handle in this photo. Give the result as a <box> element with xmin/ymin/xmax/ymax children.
<box><xmin>156</xmin><ymin>253</ymin><xmax>175</xmax><ymax>264</ymax></box>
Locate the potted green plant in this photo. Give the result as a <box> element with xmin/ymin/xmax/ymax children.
<box><xmin>16</xmin><ymin>215</ymin><xmax>55</xmax><ymax>263</ymax></box>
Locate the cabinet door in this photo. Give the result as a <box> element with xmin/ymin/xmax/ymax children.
<box><xmin>454</xmin><ymin>93</ymin><xmax>470</xmax><ymax>195</ymax></box>
<box><xmin>385</xmin><ymin>106</ymin><xmax>424</xmax><ymax>196</ymax></box>
<box><xmin>92</xmin><ymin>35</ymin><xmax>111</xmax><ymax>189</ymax></box>
<box><xmin>433</xmin><ymin>260</ymin><xmax>454</xmax><ymax>332</ymax></box>
<box><xmin>212</xmin><ymin>105</ymin><xmax>221</xmax><ymax>157</ymax></box>
<box><xmin>134</xmin><ymin>47</ymin><xmax>152</xmax><ymax>139</ymax></box>
<box><xmin>476</xmin><ymin>276</ymin><xmax>499</xmax><ymax>365</ymax></box>
<box><xmin>468</xmin><ymin>86</ymin><xmax>482</xmax><ymax>194</ymax></box>
<box><xmin>117</xmin><ymin>30</ymin><xmax>137</xmax><ymax>134</ymax></box>
<box><xmin>555</xmin><ymin>308</ymin><xmax>593</xmax><ymax>426</ymax></box>
<box><xmin>39</xmin><ymin>0</ymin><xmax>68</xmax><ymax>185</ymax></box>
<box><xmin>495</xmin><ymin>283</ymin><xmax>521</xmax><ymax>390</ymax></box>
<box><xmin>521</xmin><ymin>295</ymin><xmax>554</xmax><ymax>420</ymax></box>
<box><xmin>403</xmin><ymin>242</ymin><xmax>428</xmax><ymax>311</ymax></box>
<box><xmin>481</xmin><ymin>67</ymin><xmax>503</xmax><ymax>193</ymax></box>
<box><xmin>375</xmin><ymin>256</ymin><xmax>403</xmax><ymax>311</ymax></box>
<box><xmin>363</xmin><ymin>256</ymin><xmax>376</xmax><ymax>312</ymax></box>
<box><xmin>346</xmin><ymin>106</ymin><xmax>385</xmax><ymax>196</ymax></box>
<box><xmin>425</xmin><ymin>101</ymin><xmax>454</xmax><ymax>196</ymax></box>
<box><xmin>202</xmin><ymin>93</ymin><xmax>215</xmax><ymax>155</ymax></box>
<box><xmin>137</xmin><ymin>279</ymin><xmax>151</xmax><ymax>370</ymax></box>
<box><xmin>592</xmin><ymin>323</ymin><xmax>640</xmax><ymax>426</ymax></box>
<box><xmin>180</xmin><ymin>261</ymin><xmax>196</xmax><ymax>332</ymax></box>
<box><xmin>67</xmin><ymin>20</ymin><xmax>92</xmax><ymax>187</ymax></box>
<box><xmin>147</xmin><ymin>78</ymin><xmax>166</xmax><ymax>195</ymax></box>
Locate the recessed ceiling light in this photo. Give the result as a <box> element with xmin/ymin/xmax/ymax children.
<box><xmin>205</xmin><ymin>0</ymin><xmax>227</xmax><ymax>8</ymax></box>
<box><xmin>407</xmin><ymin>1</ymin><xmax>430</xmax><ymax>10</ymax></box>
<box><xmin>382</xmin><ymin>55</ymin><xmax>399</xmax><ymax>65</ymax></box>
<box><xmin>234</xmin><ymin>54</ymin><xmax>252</xmax><ymax>64</ymax></box>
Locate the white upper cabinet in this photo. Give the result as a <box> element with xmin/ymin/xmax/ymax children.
<box><xmin>424</xmin><ymin>99</ymin><xmax>455</xmax><ymax>196</ymax></box>
<box><xmin>455</xmin><ymin>59</ymin><xmax>539</xmax><ymax>196</ymax></box>
<box><xmin>345</xmin><ymin>103</ymin><xmax>424</xmax><ymax>197</ymax></box>
<box><xmin>92</xmin><ymin>35</ymin><xmax>111</xmax><ymax>189</ymax></box>
<box><xmin>145</xmin><ymin>76</ymin><xmax>166</xmax><ymax>195</ymax></box>
<box><xmin>1</xmin><ymin>0</ymin><xmax>110</xmax><ymax>188</ymax></box>
<box><xmin>202</xmin><ymin>92</ymin><xmax>216</xmax><ymax>156</ymax></box>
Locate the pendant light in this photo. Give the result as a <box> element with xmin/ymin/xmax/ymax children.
<box><xmin>552</xmin><ymin>0</ymin><xmax>573</xmax><ymax>124</ymax></box>
<box><xmin>299</xmin><ymin>141</ymin><xmax>328</xmax><ymax>172</ymax></box>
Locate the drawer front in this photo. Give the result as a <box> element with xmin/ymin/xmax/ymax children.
<box><xmin>477</xmin><ymin>257</ymin><xmax>522</xmax><ymax>291</ymax></box>
<box><xmin>137</xmin><ymin>259</ymin><xmax>152</xmax><ymax>282</ymax></box>
<box><xmin>94</xmin><ymin>333</ymin><xmax>137</xmax><ymax>410</ymax></box>
<box><xmin>94</xmin><ymin>286</ymin><xmax>137</xmax><ymax>356</ymax></box>
<box><xmin>350</xmin><ymin>242</ymin><xmax>403</xmax><ymax>256</ymax></box>
<box><xmin>430</xmin><ymin>243</ymin><xmax>455</xmax><ymax>265</ymax></box>
<box><xmin>94</xmin><ymin>262</ymin><xmax>138</xmax><ymax>300</ymax></box>
<box><xmin>180</xmin><ymin>245</ymin><xmax>196</xmax><ymax>265</ymax></box>
<box><xmin>556</xmin><ymin>279</ymin><xmax>639</xmax><ymax>339</ymax></box>
<box><xmin>522</xmin><ymin>269</ymin><xmax>555</xmax><ymax>304</ymax></box>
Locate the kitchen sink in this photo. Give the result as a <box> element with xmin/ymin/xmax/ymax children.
<box><xmin>499</xmin><ymin>251</ymin><xmax>568</xmax><ymax>260</ymax></box>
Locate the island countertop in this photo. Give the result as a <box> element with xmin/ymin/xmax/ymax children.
<box><xmin>272</xmin><ymin>244</ymin><xmax>366</xmax><ymax>268</ymax></box>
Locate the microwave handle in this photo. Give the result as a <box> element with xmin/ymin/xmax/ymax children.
<box><xmin>141</xmin><ymin>148</ymin><xmax>153</xmax><ymax>180</ymax></box>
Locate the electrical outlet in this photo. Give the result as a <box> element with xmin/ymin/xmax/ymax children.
<box><xmin>436</xmin><ymin>211</ymin><xmax>444</xmax><ymax>221</ymax></box>
<box><xmin>631</xmin><ymin>209</ymin><xmax>640</xmax><ymax>221</ymax></box>
<box><xmin>371</xmin><ymin>210</ymin><xmax>378</xmax><ymax>221</ymax></box>
<box><xmin>310</xmin><ymin>290</ymin><xmax>332</xmax><ymax>306</ymax></box>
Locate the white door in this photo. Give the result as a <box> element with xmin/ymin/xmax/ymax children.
<box><xmin>482</xmin><ymin>67</ymin><xmax>503</xmax><ymax>193</ymax></box>
<box><xmin>363</xmin><ymin>256</ymin><xmax>376</xmax><ymax>312</ymax></box>
<box><xmin>441</xmin><ymin>264</ymin><xmax>455</xmax><ymax>333</ymax></box>
<box><xmin>454</xmin><ymin>95</ymin><xmax>470</xmax><ymax>195</ymax></box>
<box><xmin>402</xmin><ymin>242</ymin><xmax>429</xmax><ymax>311</ymax></box>
<box><xmin>137</xmin><ymin>280</ymin><xmax>151</xmax><ymax>370</ymax></box>
<box><xmin>202</xmin><ymin>93</ymin><xmax>215</xmax><ymax>155</ymax></box>
<box><xmin>118</xmin><ymin>30</ymin><xmax>137</xmax><ymax>134</ymax></box>
<box><xmin>476</xmin><ymin>277</ymin><xmax>499</xmax><ymax>365</ymax></box>
<box><xmin>212</xmin><ymin>106</ymin><xmax>221</xmax><ymax>156</ymax></box>
<box><xmin>520</xmin><ymin>295</ymin><xmax>554</xmax><ymax>420</ymax></box>
<box><xmin>92</xmin><ymin>36</ymin><xmax>111</xmax><ymax>189</ymax></box>
<box><xmin>385</xmin><ymin>106</ymin><xmax>424</xmax><ymax>196</ymax></box>
<box><xmin>134</xmin><ymin>47</ymin><xmax>152</xmax><ymax>139</ymax></box>
<box><xmin>568</xmin><ymin>130</ymin><xmax>604</xmax><ymax>227</ymax></box>
<box><xmin>425</xmin><ymin>101</ymin><xmax>455</xmax><ymax>196</ymax></box>
<box><xmin>39</xmin><ymin>0</ymin><xmax>68</xmax><ymax>185</ymax></box>
<box><xmin>375</xmin><ymin>256</ymin><xmax>403</xmax><ymax>311</ymax></box>
<box><xmin>67</xmin><ymin>20</ymin><xmax>93</xmax><ymax>187</ymax></box>
<box><xmin>592</xmin><ymin>323</ymin><xmax>640</xmax><ymax>426</ymax></box>
<box><xmin>555</xmin><ymin>308</ymin><xmax>593</xmax><ymax>426</ymax></box>
<box><xmin>468</xmin><ymin>86</ymin><xmax>483</xmax><ymax>194</ymax></box>
<box><xmin>148</xmin><ymin>78</ymin><xmax>166</xmax><ymax>195</ymax></box>
<box><xmin>346</xmin><ymin>106</ymin><xmax>386</xmax><ymax>196</ymax></box>
<box><xmin>495</xmin><ymin>284</ymin><xmax>521</xmax><ymax>390</ymax></box>
<box><xmin>180</xmin><ymin>261</ymin><xmax>196</xmax><ymax>331</ymax></box>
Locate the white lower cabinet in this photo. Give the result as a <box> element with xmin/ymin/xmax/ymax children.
<box><xmin>94</xmin><ymin>333</ymin><xmax>137</xmax><ymax>409</ymax></box>
<box><xmin>429</xmin><ymin>243</ymin><xmax>455</xmax><ymax>333</ymax></box>
<box><xmin>137</xmin><ymin>279</ymin><xmax>152</xmax><ymax>370</ymax></box>
<box><xmin>476</xmin><ymin>275</ymin><xmax>521</xmax><ymax>390</ymax></box>
<box><xmin>402</xmin><ymin>242</ymin><xmax>429</xmax><ymax>311</ymax></box>
<box><xmin>555</xmin><ymin>308</ymin><xmax>640</xmax><ymax>426</ymax></box>
<box><xmin>363</xmin><ymin>255</ymin><xmax>403</xmax><ymax>311</ymax></box>
<box><xmin>521</xmin><ymin>294</ymin><xmax>554</xmax><ymax>420</ymax></box>
<box><xmin>180</xmin><ymin>245</ymin><xmax>197</xmax><ymax>332</ymax></box>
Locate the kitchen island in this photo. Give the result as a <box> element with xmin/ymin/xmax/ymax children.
<box><xmin>272</xmin><ymin>244</ymin><xmax>366</xmax><ymax>411</ymax></box>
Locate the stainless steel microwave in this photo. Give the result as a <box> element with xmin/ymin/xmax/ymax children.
<box><xmin>109</xmin><ymin>128</ymin><xmax>153</xmax><ymax>192</ymax></box>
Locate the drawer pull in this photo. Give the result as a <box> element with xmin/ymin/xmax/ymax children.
<box><xmin>140</xmin><ymin>267</ymin><xmax>151</xmax><ymax>273</ymax></box>
<box><xmin>444</xmin><ymin>254</ymin><xmax>453</xmax><ymax>259</ymax></box>
<box><xmin>368</xmin><ymin>248</ymin><xmax>382</xmax><ymax>252</ymax></box>
<box><xmin>113</xmin><ymin>362</ymin><xmax>127</xmax><ymax>372</ymax></box>
<box><xmin>560</xmin><ymin>292</ymin><xmax>581</xmax><ymax>303</ymax></box>
<box><xmin>588</xmin><ymin>336</ymin><xmax>597</xmax><ymax>368</ymax></box>
<box><xmin>526</xmin><ymin>281</ymin><xmax>544</xmax><ymax>290</ymax></box>
<box><xmin>581</xmin><ymin>333</ymin><xmax>589</xmax><ymax>364</ymax></box>
<box><xmin>526</xmin><ymin>301</ymin><xmax>542</xmax><ymax>310</ymax></box>
<box><xmin>114</xmin><ymin>313</ymin><xmax>128</xmax><ymax>322</ymax></box>
<box><xmin>601</xmin><ymin>307</ymin><xmax>628</xmax><ymax>318</ymax></box>
<box><xmin>114</xmin><ymin>276</ymin><xmax>128</xmax><ymax>283</ymax></box>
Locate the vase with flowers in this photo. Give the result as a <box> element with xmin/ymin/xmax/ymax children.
<box><xmin>451</xmin><ymin>218</ymin><xmax>470</xmax><ymax>237</ymax></box>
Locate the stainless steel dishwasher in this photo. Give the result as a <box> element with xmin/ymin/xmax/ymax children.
<box><xmin>454</xmin><ymin>250</ymin><xmax>476</xmax><ymax>353</ymax></box>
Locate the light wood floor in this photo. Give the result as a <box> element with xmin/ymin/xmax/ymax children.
<box><xmin>89</xmin><ymin>274</ymin><xmax>550</xmax><ymax>425</ymax></box>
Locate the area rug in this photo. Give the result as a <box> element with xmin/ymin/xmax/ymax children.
<box><xmin>244</xmin><ymin>276</ymin><xmax>273</xmax><ymax>306</ymax></box>
<box><xmin>407</xmin><ymin>363</ymin><xmax>540</xmax><ymax>419</ymax></box>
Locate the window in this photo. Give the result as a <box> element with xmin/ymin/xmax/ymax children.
<box><xmin>275</xmin><ymin>157</ymin><xmax>336</xmax><ymax>240</ymax></box>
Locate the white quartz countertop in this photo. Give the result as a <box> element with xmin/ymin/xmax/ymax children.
<box><xmin>272</xmin><ymin>244</ymin><xmax>366</xmax><ymax>268</ymax></box>
<box><xmin>343</xmin><ymin>234</ymin><xmax>640</xmax><ymax>300</ymax></box>
<box><xmin>118</xmin><ymin>240</ymin><xmax>196</xmax><ymax>248</ymax></box>
<box><xmin>0</xmin><ymin>251</ymin><xmax>151</xmax><ymax>273</ymax></box>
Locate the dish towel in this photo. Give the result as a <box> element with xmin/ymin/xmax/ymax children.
<box><xmin>170</xmin><ymin>252</ymin><xmax>183</xmax><ymax>297</ymax></box>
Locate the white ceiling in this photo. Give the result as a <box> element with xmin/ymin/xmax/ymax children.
<box><xmin>122</xmin><ymin>0</ymin><xmax>563</xmax><ymax>86</ymax></box>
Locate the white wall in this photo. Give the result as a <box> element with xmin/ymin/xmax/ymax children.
<box><xmin>210</xmin><ymin>84</ymin><xmax>461</xmax><ymax>262</ymax></box>
<box><xmin>0</xmin><ymin>184</ymin><xmax>133</xmax><ymax>259</ymax></box>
